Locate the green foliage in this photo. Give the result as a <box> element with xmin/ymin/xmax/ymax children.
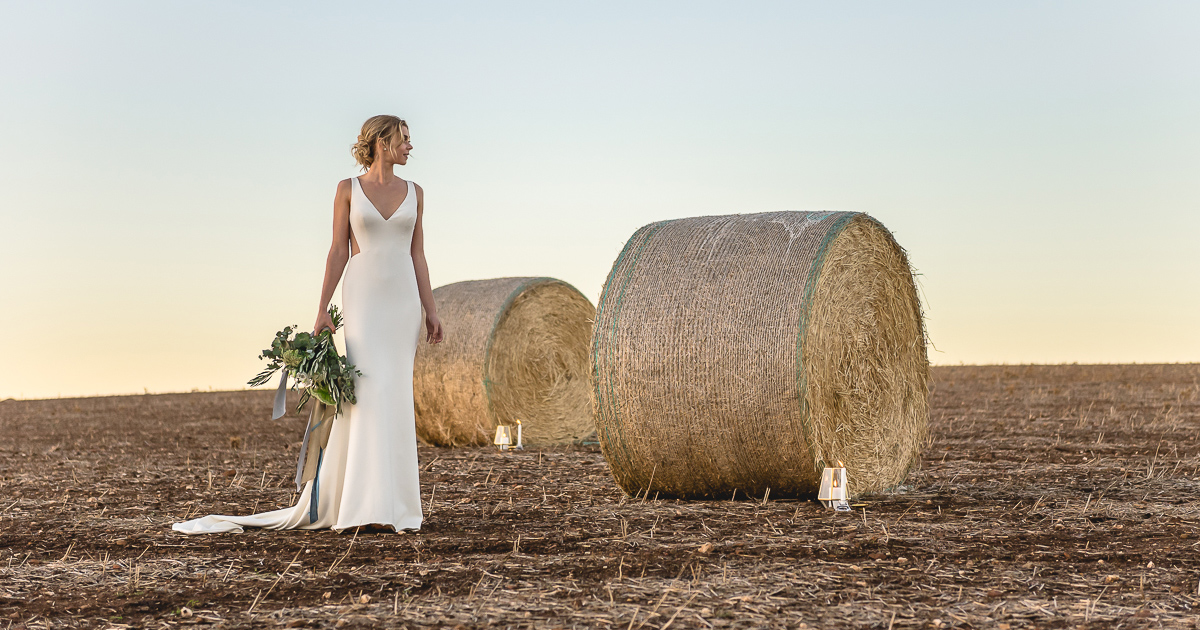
<box><xmin>248</xmin><ymin>305</ymin><xmax>361</xmax><ymax>416</ymax></box>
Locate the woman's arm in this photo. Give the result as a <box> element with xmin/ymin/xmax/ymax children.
<box><xmin>313</xmin><ymin>179</ymin><xmax>353</xmax><ymax>334</ymax></box>
<box><xmin>410</xmin><ymin>183</ymin><xmax>443</xmax><ymax>344</ymax></box>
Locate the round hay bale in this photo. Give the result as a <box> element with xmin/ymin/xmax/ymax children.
<box><xmin>591</xmin><ymin>212</ymin><xmax>928</xmax><ymax>499</ymax></box>
<box><xmin>414</xmin><ymin>277</ymin><xmax>596</xmax><ymax>447</ymax></box>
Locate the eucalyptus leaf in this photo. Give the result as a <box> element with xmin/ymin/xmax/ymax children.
<box><xmin>311</xmin><ymin>387</ymin><xmax>335</xmax><ymax>405</ymax></box>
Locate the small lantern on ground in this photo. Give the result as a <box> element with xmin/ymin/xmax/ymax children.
<box><xmin>493</xmin><ymin>425</ymin><xmax>512</xmax><ymax>451</ymax></box>
<box><xmin>818</xmin><ymin>461</ymin><xmax>851</xmax><ymax>512</ymax></box>
<box><xmin>493</xmin><ymin>420</ymin><xmax>524</xmax><ymax>451</ymax></box>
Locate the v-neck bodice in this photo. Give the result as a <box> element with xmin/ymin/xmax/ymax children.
<box><xmin>349</xmin><ymin>177</ymin><xmax>417</xmax><ymax>256</ymax></box>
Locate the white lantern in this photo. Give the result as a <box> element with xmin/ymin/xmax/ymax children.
<box><xmin>493</xmin><ymin>422</ymin><xmax>524</xmax><ymax>451</ymax></box>
<box><xmin>493</xmin><ymin>425</ymin><xmax>512</xmax><ymax>450</ymax></box>
<box><xmin>818</xmin><ymin>462</ymin><xmax>851</xmax><ymax>511</ymax></box>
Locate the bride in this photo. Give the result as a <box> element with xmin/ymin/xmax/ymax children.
<box><xmin>174</xmin><ymin>115</ymin><xmax>443</xmax><ymax>534</ymax></box>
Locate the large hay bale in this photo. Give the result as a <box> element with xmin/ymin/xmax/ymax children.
<box><xmin>591</xmin><ymin>212</ymin><xmax>928</xmax><ymax>499</ymax></box>
<box><xmin>414</xmin><ymin>277</ymin><xmax>596</xmax><ymax>447</ymax></box>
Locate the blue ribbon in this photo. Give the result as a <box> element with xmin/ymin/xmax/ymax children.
<box><xmin>308</xmin><ymin>447</ymin><xmax>324</xmax><ymax>524</ymax></box>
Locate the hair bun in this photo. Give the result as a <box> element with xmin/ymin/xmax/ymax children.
<box><xmin>351</xmin><ymin>116</ymin><xmax>407</xmax><ymax>170</ymax></box>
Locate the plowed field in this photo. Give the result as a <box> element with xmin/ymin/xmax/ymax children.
<box><xmin>2</xmin><ymin>364</ymin><xmax>1199</xmax><ymax>629</ymax></box>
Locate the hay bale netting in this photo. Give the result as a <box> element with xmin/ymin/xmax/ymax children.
<box><xmin>414</xmin><ymin>277</ymin><xmax>596</xmax><ymax>447</ymax></box>
<box><xmin>591</xmin><ymin>211</ymin><xmax>928</xmax><ymax>499</ymax></box>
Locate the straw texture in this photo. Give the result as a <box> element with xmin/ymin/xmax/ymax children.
<box><xmin>414</xmin><ymin>277</ymin><xmax>596</xmax><ymax>447</ymax></box>
<box><xmin>591</xmin><ymin>212</ymin><xmax>928</xmax><ymax>499</ymax></box>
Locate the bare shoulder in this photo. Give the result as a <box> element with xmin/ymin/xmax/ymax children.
<box><xmin>333</xmin><ymin>178</ymin><xmax>354</xmax><ymax>203</ymax></box>
<box><xmin>413</xmin><ymin>182</ymin><xmax>424</xmax><ymax>197</ymax></box>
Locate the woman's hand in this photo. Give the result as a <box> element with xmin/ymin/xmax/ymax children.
<box><xmin>425</xmin><ymin>313</ymin><xmax>444</xmax><ymax>345</ymax></box>
<box><xmin>313</xmin><ymin>309</ymin><xmax>335</xmax><ymax>336</ymax></box>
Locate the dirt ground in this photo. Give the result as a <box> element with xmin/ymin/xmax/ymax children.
<box><xmin>2</xmin><ymin>364</ymin><xmax>1199</xmax><ymax>629</ymax></box>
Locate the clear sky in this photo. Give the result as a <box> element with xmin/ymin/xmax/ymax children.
<box><xmin>2</xmin><ymin>1</ymin><xmax>1197</xmax><ymax>399</ymax></box>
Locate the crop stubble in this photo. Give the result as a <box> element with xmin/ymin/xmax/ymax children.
<box><xmin>1</xmin><ymin>364</ymin><xmax>1199</xmax><ymax>629</ymax></box>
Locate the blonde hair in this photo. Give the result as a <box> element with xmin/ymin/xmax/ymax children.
<box><xmin>351</xmin><ymin>115</ymin><xmax>408</xmax><ymax>169</ymax></box>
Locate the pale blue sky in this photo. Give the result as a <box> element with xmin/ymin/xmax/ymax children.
<box><xmin>2</xmin><ymin>1</ymin><xmax>1197</xmax><ymax>398</ymax></box>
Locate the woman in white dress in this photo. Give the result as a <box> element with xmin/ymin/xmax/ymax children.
<box><xmin>174</xmin><ymin>115</ymin><xmax>443</xmax><ymax>534</ymax></box>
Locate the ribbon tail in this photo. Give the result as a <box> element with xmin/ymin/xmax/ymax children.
<box><xmin>308</xmin><ymin>447</ymin><xmax>325</xmax><ymax>525</ymax></box>
<box><xmin>296</xmin><ymin>402</ymin><xmax>335</xmax><ymax>492</ymax></box>
<box><xmin>294</xmin><ymin>414</ymin><xmax>313</xmax><ymax>492</ymax></box>
<box><xmin>272</xmin><ymin>368</ymin><xmax>289</xmax><ymax>420</ymax></box>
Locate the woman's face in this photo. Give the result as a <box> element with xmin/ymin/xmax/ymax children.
<box><xmin>380</xmin><ymin>126</ymin><xmax>412</xmax><ymax>166</ymax></box>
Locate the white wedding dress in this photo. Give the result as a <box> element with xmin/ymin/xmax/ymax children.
<box><xmin>174</xmin><ymin>177</ymin><xmax>424</xmax><ymax>534</ymax></box>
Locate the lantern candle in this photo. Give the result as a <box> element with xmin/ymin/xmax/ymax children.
<box><xmin>818</xmin><ymin>461</ymin><xmax>851</xmax><ymax>511</ymax></box>
<box><xmin>493</xmin><ymin>425</ymin><xmax>512</xmax><ymax>451</ymax></box>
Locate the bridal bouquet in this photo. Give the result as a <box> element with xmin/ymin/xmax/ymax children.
<box><xmin>248</xmin><ymin>306</ymin><xmax>361</xmax><ymax>417</ymax></box>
